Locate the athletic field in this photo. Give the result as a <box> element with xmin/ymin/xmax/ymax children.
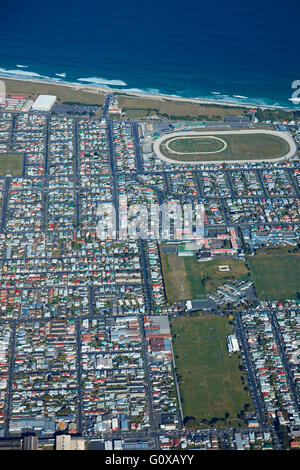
<box><xmin>171</xmin><ymin>316</ymin><xmax>253</xmax><ymax>428</ymax></box>
<box><xmin>248</xmin><ymin>253</ymin><xmax>300</xmax><ymax>300</ymax></box>
<box><xmin>160</xmin><ymin>251</ymin><xmax>249</xmax><ymax>302</ymax></box>
<box><xmin>0</xmin><ymin>153</ymin><xmax>23</xmax><ymax>176</ymax></box>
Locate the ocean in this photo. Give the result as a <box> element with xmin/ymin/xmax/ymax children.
<box><xmin>0</xmin><ymin>0</ymin><xmax>300</xmax><ymax>108</ymax></box>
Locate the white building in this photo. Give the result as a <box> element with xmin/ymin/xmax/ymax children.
<box><xmin>227</xmin><ymin>334</ymin><xmax>239</xmax><ymax>353</ymax></box>
<box><xmin>56</xmin><ymin>434</ymin><xmax>86</xmax><ymax>450</ymax></box>
<box><xmin>104</xmin><ymin>440</ymin><xmax>113</xmax><ymax>450</ymax></box>
<box><xmin>31</xmin><ymin>94</ymin><xmax>56</xmax><ymax>112</ymax></box>
<box><xmin>96</xmin><ymin>356</ymin><xmax>113</xmax><ymax>369</ymax></box>
<box><xmin>114</xmin><ymin>440</ymin><xmax>123</xmax><ymax>450</ymax></box>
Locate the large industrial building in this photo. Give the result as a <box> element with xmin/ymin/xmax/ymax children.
<box><xmin>31</xmin><ymin>94</ymin><xmax>56</xmax><ymax>112</ymax></box>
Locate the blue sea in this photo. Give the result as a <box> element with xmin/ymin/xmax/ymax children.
<box><xmin>0</xmin><ymin>0</ymin><xmax>300</xmax><ymax>108</ymax></box>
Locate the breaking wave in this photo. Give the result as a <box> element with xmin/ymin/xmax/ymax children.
<box><xmin>77</xmin><ymin>76</ymin><xmax>127</xmax><ymax>86</ymax></box>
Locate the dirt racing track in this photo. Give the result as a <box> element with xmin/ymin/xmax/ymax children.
<box><xmin>153</xmin><ymin>129</ymin><xmax>297</xmax><ymax>164</ymax></box>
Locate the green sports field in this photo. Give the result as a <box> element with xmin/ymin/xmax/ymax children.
<box><xmin>171</xmin><ymin>316</ymin><xmax>253</xmax><ymax>428</ymax></box>
<box><xmin>160</xmin><ymin>250</ymin><xmax>249</xmax><ymax>302</ymax></box>
<box><xmin>0</xmin><ymin>153</ymin><xmax>23</xmax><ymax>176</ymax></box>
<box><xmin>167</xmin><ymin>136</ymin><xmax>225</xmax><ymax>153</ymax></box>
<box><xmin>247</xmin><ymin>253</ymin><xmax>300</xmax><ymax>300</ymax></box>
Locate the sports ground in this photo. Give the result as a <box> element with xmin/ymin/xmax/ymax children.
<box><xmin>160</xmin><ymin>251</ymin><xmax>250</xmax><ymax>302</ymax></box>
<box><xmin>247</xmin><ymin>253</ymin><xmax>300</xmax><ymax>300</ymax></box>
<box><xmin>153</xmin><ymin>129</ymin><xmax>296</xmax><ymax>164</ymax></box>
<box><xmin>0</xmin><ymin>153</ymin><xmax>23</xmax><ymax>176</ymax></box>
<box><xmin>171</xmin><ymin>316</ymin><xmax>253</xmax><ymax>428</ymax></box>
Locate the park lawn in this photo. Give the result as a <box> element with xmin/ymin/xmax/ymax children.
<box><xmin>247</xmin><ymin>253</ymin><xmax>300</xmax><ymax>300</ymax></box>
<box><xmin>171</xmin><ymin>316</ymin><xmax>253</xmax><ymax>427</ymax></box>
<box><xmin>123</xmin><ymin>109</ymin><xmax>154</xmax><ymax>119</ymax></box>
<box><xmin>160</xmin><ymin>248</ymin><xmax>249</xmax><ymax>301</ymax></box>
<box><xmin>0</xmin><ymin>153</ymin><xmax>23</xmax><ymax>176</ymax></box>
<box><xmin>160</xmin><ymin>133</ymin><xmax>290</xmax><ymax>162</ymax></box>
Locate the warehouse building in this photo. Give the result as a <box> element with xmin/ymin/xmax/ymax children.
<box><xmin>31</xmin><ymin>94</ymin><xmax>56</xmax><ymax>112</ymax></box>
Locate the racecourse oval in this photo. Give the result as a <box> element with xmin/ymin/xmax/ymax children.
<box><xmin>153</xmin><ymin>129</ymin><xmax>297</xmax><ymax>164</ymax></box>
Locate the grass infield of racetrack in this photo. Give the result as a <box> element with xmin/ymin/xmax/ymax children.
<box><xmin>171</xmin><ymin>315</ymin><xmax>253</xmax><ymax>427</ymax></box>
<box><xmin>167</xmin><ymin>136</ymin><xmax>226</xmax><ymax>154</ymax></box>
<box><xmin>159</xmin><ymin>132</ymin><xmax>290</xmax><ymax>162</ymax></box>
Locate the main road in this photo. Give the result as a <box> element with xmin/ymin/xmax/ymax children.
<box><xmin>234</xmin><ymin>312</ymin><xmax>268</xmax><ymax>430</ymax></box>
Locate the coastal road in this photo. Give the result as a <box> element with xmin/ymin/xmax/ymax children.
<box><xmin>8</xmin><ymin>114</ymin><xmax>16</xmax><ymax>151</ymax></box>
<box><xmin>138</xmin><ymin>238</ymin><xmax>153</xmax><ymax>315</ymax></box>
<box><xmin>138</xmin><ymin>316</ymin><xmax>160</xmax><ymax>449</ymax></box>
<box><xmin>107</xmin><ymin>120</ymin><xmax>119</xmax><ymax>237</ymax></box>
<box><xmin>74</xmin><ymin>118</ymin><xmax>81</xmax><ymax>231</ymax></box>
<box><xmin>102</xmin><ymin>94</ymin><xmax>113</xmax><ymax>120</ymax></box>
<box><xmin>132</xmin><ymin>121</ymin><xmax>144</xmax><ymax>173</ymax></box>
<box><xmin>0</xmin><ymin>175</ymin><xmax>11</xmax><ymax>233</ymax></box>
<box><xmin>42</xmin><ymin>116</ymin><xmax>50</xmax><ymax>232</ymax></box>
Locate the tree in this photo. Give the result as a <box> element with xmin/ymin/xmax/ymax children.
<box><xmin>57</xmin><ymin>406</ymin><xmax>72</xmax><ymax>416</ymax></box>
<box><xmin>209</xmin><ymin>417</ymin><xmax>224</xmax><ymax>425</ymax></box>
<box><xmin>277</xmin><ymin>424</ymin><xmax>290</xmax><ymax>449</ymax></box>
<box><xmin>183</xmin><ymin>416</ymin><xmax>196</xmax><ymax>427</ymax></box>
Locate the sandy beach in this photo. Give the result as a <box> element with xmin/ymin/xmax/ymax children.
<box><xmin>0</xmin><ymin>75</ymin><xmax>287</xmax><ymax>111</ymax></box>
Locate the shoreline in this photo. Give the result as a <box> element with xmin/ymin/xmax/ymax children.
<box><xmin>1</xmin><ymin>75</ymin><xmax>298</xmax><ymax>112</ymax></box>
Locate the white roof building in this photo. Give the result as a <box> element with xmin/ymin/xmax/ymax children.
<box><xmin>227</xmin><ymin>334</ymin><xmax>239</xmax><ymax>353</ymax></box>
<box><xmin>96</xmin><ymin>356</ymin><xmax>113</xmax><ymax>369</ymax></box>
<box><xmin>56</xmin><ymin>434</ymin><xmax>86</xmax><ymax>450</ymax></box>
<box><xmin>105</xmin><ymin>440</ymin><xmax>113</xmax><ymax>450</ymax></box>
<box><xmin>31</xmin><ymin>94</ymin><xmax>56</xmax><ymax>111</ymax></box>
<box><xmin>114</xmin><ymin>440</ymin><xmax>123</xmax><ymax>450</ymax></box>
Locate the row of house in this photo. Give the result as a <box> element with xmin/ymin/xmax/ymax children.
<box><xmin>241</xmin><ymin>311</ymin><xmax>300</xmax><ymax>427</ymax></box>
